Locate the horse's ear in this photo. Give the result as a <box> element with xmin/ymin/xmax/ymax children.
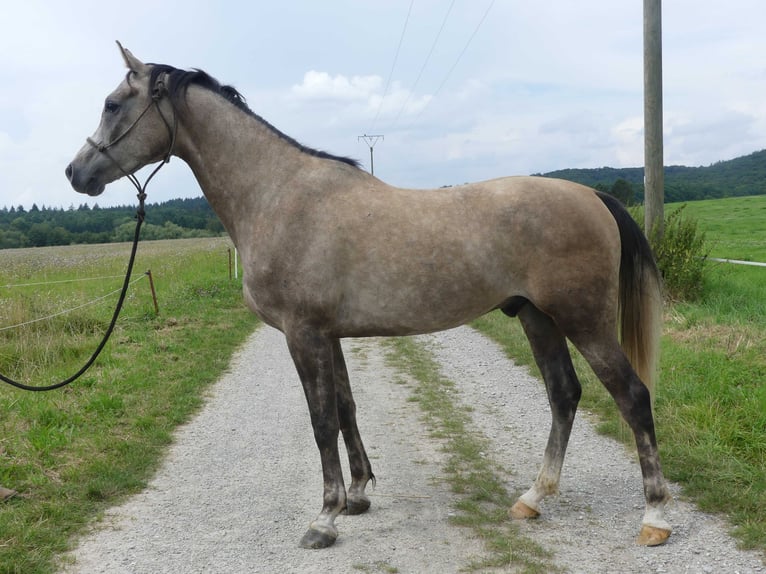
<box><xmin>116</xmin><ymin>41</ymin><xmax>149</xmax><ymax>75</ymax></box>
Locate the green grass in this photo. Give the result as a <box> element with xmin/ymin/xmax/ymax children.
<box><xmin>0</xmin><ymin>238</ymin><xmax>256</xmax><ymax>574</ymax></box>
<box><xmin>385</xmin><ymin>337</ymin><xmax>558</xmax><ymax>573</ymax></box>
<box><xmin>474</xmin><ymin>195</ymin><xmax>766</xmax><ymax>555</ymax></box>
<box><xmin>673</xmin><ymin>195</ymin><xmax>766</xmax><ymax>261</ymax></box>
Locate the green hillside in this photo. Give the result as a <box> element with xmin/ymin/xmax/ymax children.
<box><xmin>540</xmin><ymin>149</ymin><xmax>766</xmax><ymax>203</ymax></box>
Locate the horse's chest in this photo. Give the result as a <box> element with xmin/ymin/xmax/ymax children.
<box><xmin>242</xmin><ymin>265</ymin><xmax>327</xmax><ymax>329</ymax></box>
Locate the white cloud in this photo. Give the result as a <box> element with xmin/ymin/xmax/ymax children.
<box><xmin>291</xmin><ymin>71</ymin><xmax>381</xmax><ymax>101</ymax></box>
<box><xmin>613</xmin><ymin>117</ymin><xmax>644</xmax><ymax>167</ymax></box>
<box><xmin>368</xmin><ymin>81</ymin><xmax>433</xmax><ymax>125</ymax></box>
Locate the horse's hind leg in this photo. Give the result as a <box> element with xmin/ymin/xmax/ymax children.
<box><xmin>570</xmin><ymin>332</ymin><xmax>672</xmax><ymax>545</ymax></box>
<box><xmin>510</xmin><ymin>303</ymin><xmax>582</xmax><ymax>519</ymax></box>
<box><xmin>332</xmin><ymin>340</ymin><xmax>375</xmax><ymax>515</ymax></box>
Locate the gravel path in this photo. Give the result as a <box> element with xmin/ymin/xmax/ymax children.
<box><xmin>63</xmin><ymin>325</ymin><xmax>765</xmax><ymax>573</ymax></box>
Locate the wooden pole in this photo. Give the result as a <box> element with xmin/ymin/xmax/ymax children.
<box><xmin>644</xmin><ymin>0</ymin><xmax>664</xmax><ymax>239</ymax></box>
<box><xmin>145</xmin><ymin>270</ymin><xmax>159</xmax><ymax>315</ymax></box>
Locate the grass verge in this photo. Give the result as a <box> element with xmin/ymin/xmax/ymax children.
<box><xmin>0</xmin><ymin>238</ymin><xmax>256</xmax><ymax>574</ymax></box>
<box><xmin>384</xmin><ymin>336</ymin><xmax>558</xmax><ymax>574</ymax></box>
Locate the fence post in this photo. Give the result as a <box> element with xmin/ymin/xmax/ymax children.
<box><xmin>145</xmin><ymin>270</ymin><xmax>159</xmax><ymax>315</ymax></box>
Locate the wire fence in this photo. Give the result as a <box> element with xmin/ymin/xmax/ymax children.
<box><xmin>707</xmin><ymin>257</ymin><xmax>766</xmax><ymax>268</ymax></box>
<box><xmin>0</xmin><ymin>273</ymin><xmax>148</xmax><ymax>333</ymax></box>
<box><xmin>1</xmin><ymin>275</ymin><xmax>128</xmax><ymax>289</ymax></box>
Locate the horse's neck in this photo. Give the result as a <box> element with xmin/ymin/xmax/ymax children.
<box><xmin>173</xmin><ymin>87</ymin><xmax>303</xmax><ymax>240</ymax></box>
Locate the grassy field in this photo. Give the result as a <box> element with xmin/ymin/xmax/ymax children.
<box><xmin>0</xmin><ymin>238</ymin><xmax>256</xmax><ymax>574</ymax></box>
<box><xmin>475</xmin><ymin>195</ymin><xmax>766</xmax><ymax>555</ymax></box>
<box><xmin>676</xmin><ymin>194</ymin><xmax>766</xmax><ymax>261</ymax></box>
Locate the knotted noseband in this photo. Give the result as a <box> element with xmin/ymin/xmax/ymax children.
<box><xmin>86</xmin><ymin>73</ymin><xmax>178</xmax><ymax>208</ymax></box>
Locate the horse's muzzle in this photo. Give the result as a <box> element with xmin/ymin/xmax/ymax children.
<box><xmin>65</xmin><ymin>162</ymin><xmax>106</xmax><ymax>196</ymax></box>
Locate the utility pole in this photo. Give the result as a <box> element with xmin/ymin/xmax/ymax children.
<box><xmin>358</xmin><ymin>134</ymin><xmax>384</xmax><ymax>175</ymax></box>
<box><xmin>644</xmin><ymin>0</ymin><xmax>664</xmax><ymax>240</ymax></box>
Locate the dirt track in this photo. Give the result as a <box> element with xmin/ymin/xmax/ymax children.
<box><xmin>62</xmin><ymin>326</ymin><xmax>765</xmax><ymax>573</ymax></box>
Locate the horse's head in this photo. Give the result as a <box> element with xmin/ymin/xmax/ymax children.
<box><xmin>66</xmin><ymin>42</ymin><xmax>176</xmax><ymax>197</ymax></box>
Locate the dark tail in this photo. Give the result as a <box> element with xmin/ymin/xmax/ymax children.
<box><xmin>596</xmin><ymin>192</ymin><xmax>663</xmax><ymax>395</ymax></box>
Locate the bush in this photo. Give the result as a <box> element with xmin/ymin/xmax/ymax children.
<box><xmin>631</xmin><ymin>204</ymin><xmax>710</xmax><ymax>301</ymax></box>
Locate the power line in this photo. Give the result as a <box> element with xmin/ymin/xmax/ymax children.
<box><xmin>388</xmin><ymin>0</ymin><xmax>457</xmax><ymax>130</ymax></box>
<box><xmin>370</xmin><ymin>0</ymin><xmax>415</xmax><ymax>132</ymax></box>
<box><xmin>413</xmin><ymin>0</ymin><xmax>496</xmax><ymax>123</ymax></box>
<box><xmin>362</xmin><ymin>0</ymin><xmax>496</xmax><ymax>162</ymax></box>
<box><xmin>430</xmin><ymin>0</ymin><xmax>496</xmax><ymax>104</ymax></box>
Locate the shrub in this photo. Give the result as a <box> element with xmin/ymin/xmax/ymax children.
<box><xmin>631</xmin><ymin>204</ymin><xmax>710</xmax><ymax>301</ymax></box>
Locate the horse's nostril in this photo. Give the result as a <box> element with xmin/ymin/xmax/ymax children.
<box><xmin>65</xmin><ymin>164</ymin><xmax>73</xmax><ymax>181</ymax></box>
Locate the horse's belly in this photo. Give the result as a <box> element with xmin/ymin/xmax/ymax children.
<box><xmin>333</xmin><ymin>280</ymin><xmax>505</xmax><ymax>337</ymax></box>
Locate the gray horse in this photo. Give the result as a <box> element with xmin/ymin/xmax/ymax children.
<box><xmin>66</xmin><ymin>43</ymin><xmax>672</xmax><ymax>549</ymax></box>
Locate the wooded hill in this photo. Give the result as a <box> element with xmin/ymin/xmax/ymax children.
<box><xmin>539</xmin><ymin>148</ymin><xmax>766</xmax><ymax>203</ymax></box>
<box><xmin>1</xmin><ymin>149</ymin><xmax>765</xmax><ymax>248</ymax></box>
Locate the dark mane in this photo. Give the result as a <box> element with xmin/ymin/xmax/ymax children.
<box><xmin>148</xmin><ymin>64</ymin><xmax>361</xmax><ymax>169</ymax></box>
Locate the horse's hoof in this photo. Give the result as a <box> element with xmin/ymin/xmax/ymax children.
<box><xmin>299</xmin><ymin>525</ymin><xmax>338</xmax><ymax>549</ymax></box>
<box><xmin>636</xmin><ymin>524</ymin><xmax>671</xmax><ymax>546</ymax></box>
<box><xmin>0</xmin><ymin>487</ymin><xmax>17</xmax><ymax>502</ymax></box>
<box><xmin>344</xmin><ymin>495</ymin><xmax>371</xmax><ymax>515</ymax></box>
<box><xmin>509</xmin><ymin>500</ymin><xmax>540</xmax><ymax>520</ymax></box>
<box><xmin>508</xmin><ymin>500</ymin><xmax>540</xmax><ymax>520</ymax></box>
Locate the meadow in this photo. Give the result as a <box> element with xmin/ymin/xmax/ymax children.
<box><xmin>678</xmin><ymin>194</ymin><xmax>766</xmax><ymax>262</ymax></box>
<box><xmin>0</xmin><ymin>237</ymin><xmax>256</xmax><ymax>573</ymax></box>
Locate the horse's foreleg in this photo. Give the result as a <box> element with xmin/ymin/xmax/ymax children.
<box><xmin>511</xmin><ymin>304</ymin><xmax>582</xmax><ymax>519</ymax></box>
<box><xmin>574</xmin><ymin>336</ymin><xmax>672</xmax><ymax>546</ymax></box>
<box><xmin>332</xmin><ymin>340</ymin><xmax>375</xmax><ymax>515</ymax></box>
<box><xmin>286</xmin><ymin>330</ymin><xmax>346</xmax><ymax>549</ymax></box>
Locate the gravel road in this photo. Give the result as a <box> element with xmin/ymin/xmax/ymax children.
<box><xmin>63</xmin><ymin>325</ymin><xmax>765</xmax><ymax>573</ymax></box>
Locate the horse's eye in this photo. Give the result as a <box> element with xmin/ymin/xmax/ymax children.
<box><xmin>104</xmin><ymin>100</ymin><xmax>120</xmax><ymax>114</ymax></box>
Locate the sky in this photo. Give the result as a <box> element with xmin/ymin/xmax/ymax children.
<box><xmin>2</xmin><ymin>0</ymin><xmax>766</xmax><ymax>209</ymax></box>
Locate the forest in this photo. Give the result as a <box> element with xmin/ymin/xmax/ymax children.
<box><xmin>1</xmin><ymin>149</ymin><xmax>765</xmax><ymax>249</ymax></box>
<box><xmin>0</xmin><ymin>197</ymin><xmax>224</xmax><ymax>249</ymax></box>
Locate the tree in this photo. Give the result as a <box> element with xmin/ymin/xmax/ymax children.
<box><xmin>610</xmin><ymin>178</ymin><xmax>635</xmax><ymax>206</ymax></box>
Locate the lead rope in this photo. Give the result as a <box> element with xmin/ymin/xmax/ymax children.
<box><xmin>0</xmin><ymin>82</ymin><xmax>176</xmax><ymax>392</ymax></box>
<box><xmin>0</xmin><ymin>193</ymin><xmax>146</xmax><ymax>391</ymax></box>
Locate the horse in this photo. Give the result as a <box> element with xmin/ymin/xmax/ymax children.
<box><xmin>66</xmin><ymin>43</ymin><xmax>672</xmax><ymax>549</ymax></box>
